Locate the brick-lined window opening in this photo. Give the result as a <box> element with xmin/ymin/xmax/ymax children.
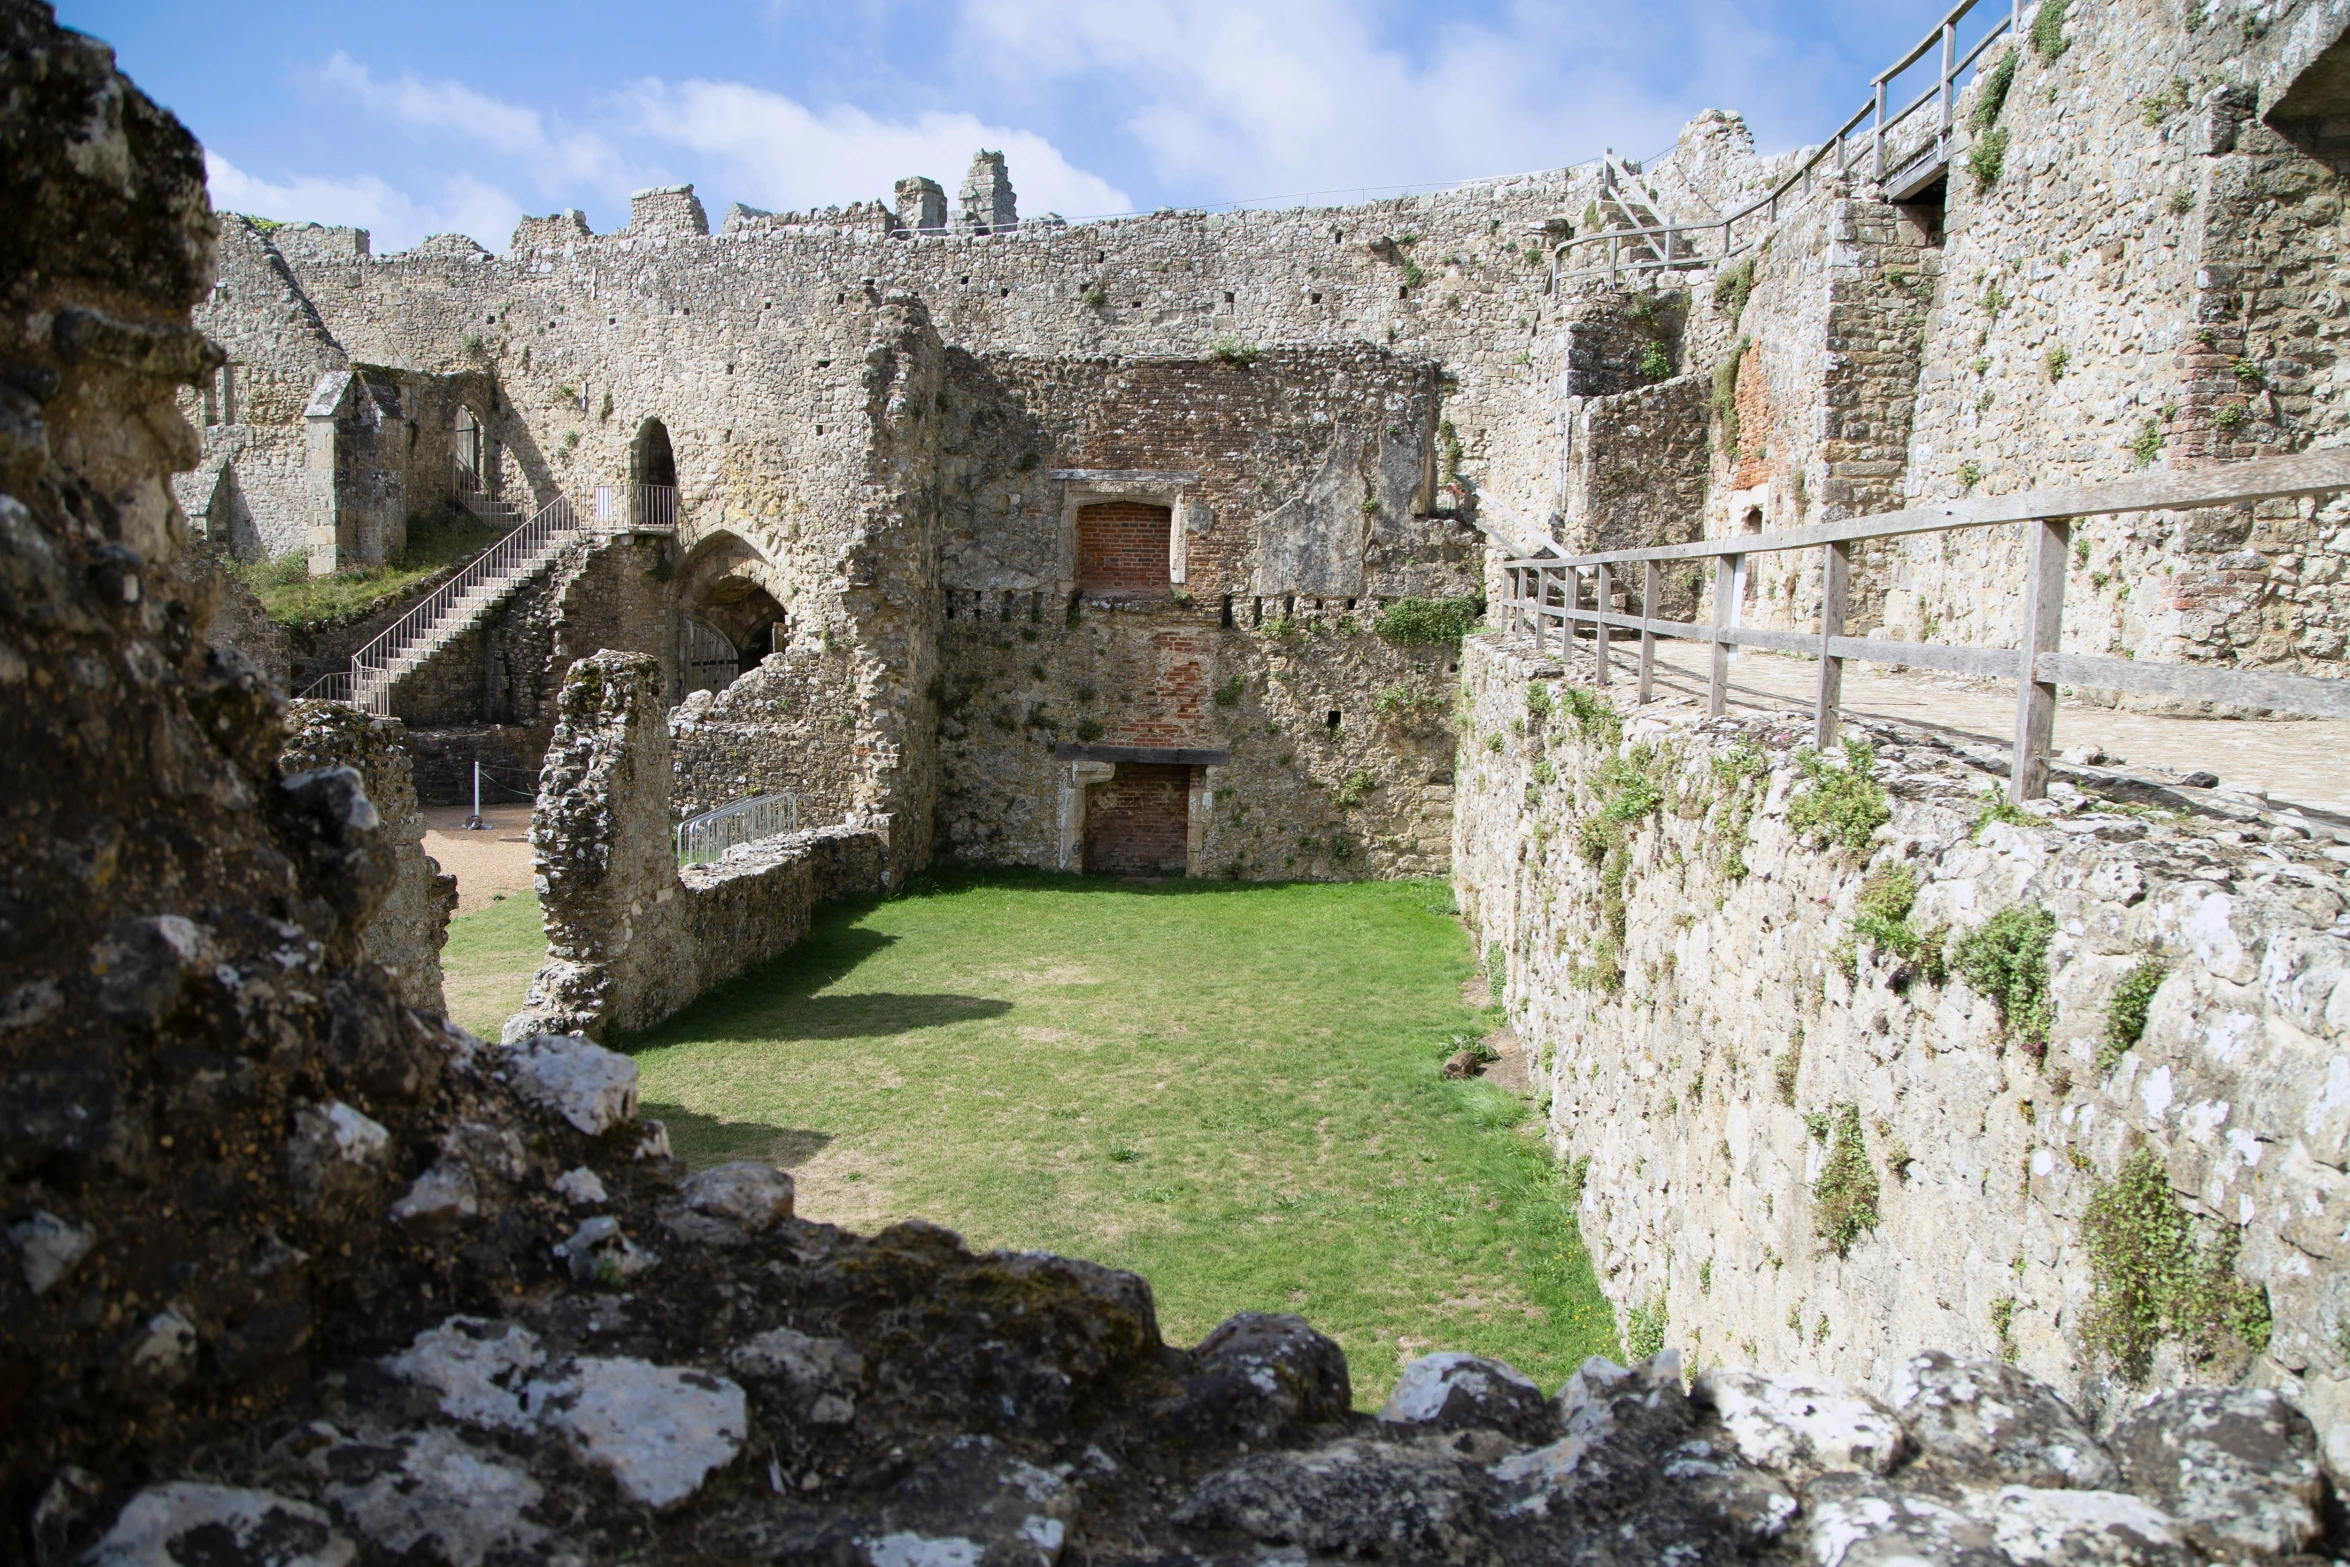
<box><xmin>1084</xmin><ymin>763</ymin><xmax>1189</xmax><ymax>875</ymax></box>
<box><xmin>1076</xmin><ymin>502</ymin><xmax>1173</xmax><ymax>592</ymax></box>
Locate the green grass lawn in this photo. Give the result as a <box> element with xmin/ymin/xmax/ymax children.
<box><xmin>439</xmin><ymin>869</ymin><xmax>1615</xmax><ymax>1404</ymax></box>
<box><xmin>442</xmin><ymin>891</ymin><xmax>547</xmax><ymax>1040</ymax></box>
<box><xmin>232</xmin><ymin>507</ymin><xmax>501</xmax><ymax>627</ymax></box>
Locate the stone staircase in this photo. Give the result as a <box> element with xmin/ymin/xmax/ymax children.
<box><xmin>1587</xmin><ymin>152</ymin><xmax>1700</xmax><ymax>275</ymax></box>
<box><xmin>300</xmin><ymin>484</ymin><xmax>676</xmax><ymax>714</ymax></box>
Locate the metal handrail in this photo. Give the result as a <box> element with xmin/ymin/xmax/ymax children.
<box><xmin>343</xmin><ymin>491</ymin><xmax>587</xmax><ymax>715</ymax></box>
<box><xmin>1494</xmin><ymin>449</ymin><xmax>2350</xmax><ymax>802</ymax></box>
<box><xmin>676</xmin><ymin>792</ymin><xmax>798</xmax><ymax>868</ymax></box>
<box><xmin>637</xmin><ymin>483</ymin><xmax>678</xmax><ymax>532</ymax></box>
<box><xmin>1551</xmin><ymin>0</ymin><xmax>2020</xmax><ymax>291</ymax></box>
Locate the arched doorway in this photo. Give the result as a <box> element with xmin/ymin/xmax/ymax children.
<box><xmin>631</xmin><ymin>418</ymin><xmax>677</xmax><ymax>529</ymax></box>
<box><xmin>682</xmin><ymin>617</ymin><xmax>740</xmax><ymax>697</ymax></box>
<box><xmin>673</xmin><ymin>530</ymin><xmax>788</xmax><ymax>699</ymax></box>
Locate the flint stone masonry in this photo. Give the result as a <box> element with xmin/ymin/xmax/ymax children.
<box><xmin>1454</xmin><ymin>628</ymin><xmax>2350</xmax><ymax>1469</ymax></box>
<box><xmin>505</xmin><ymin>651</ymin><xmax>887</xmax><ymax>1040</ymax></box>
<box><xmin>12</xmin><ymin>1</ymin><xmax>2350</xmax><ymax>1559</ymax></box>
<box><xmin>279</xmin><ymin>699</ymin><xmax>454</xmax><ymax>1010</ymax></box>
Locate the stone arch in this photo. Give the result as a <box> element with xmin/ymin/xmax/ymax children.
<box><xmin>675</xmin><ymin>530</ymin><xmax>789</xmax><ymax>693</ymax></box>
<box><xmin>631</xmin><ymin>417</ymin><xmax>678</xmax><ymax>487</ymax></box>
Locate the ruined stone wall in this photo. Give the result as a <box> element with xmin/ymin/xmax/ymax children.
<box><xmin>1888</xmin><ymin>7</ymin><xmax>2350</xmax><ymax>680</ymax></box>
<box><xmin>174</xmin><ymin>218</ymin><xmax>345</xmax><ymax>561</ymax></box>
<box><xmin>1453</xmin><ymin>629</ymin><xmax>2350</xmax><ymax>1472</ymax></box>
<box><xmin>254</xmin><ymin>144</ymin><xmax>1784</xmax><ymax>577</ymax></box>
<box><xmin>669</xmin><ymin>645</ymin><xmax>862</xmax><ymax>825</ymax></box>
<box><xmin>1561</xmin><ymin>372</ymin><xmax>1712</xmax><ymax>578</ymax></box>
<box><xmin>921</xmin><ymin>344</ymin><xmax>1472</xmax><ymax>876</ymax></box>
<box><xmin>936</xmin><ymin>603</ymin><xmax>1460</xmax><ymax>878</ymax></box>
<box><xmin>16</xmin><ymin>15</ymin><xmax>2350</xmax><ymax>1559</ymax></box>
<box><xmin>1680</xmin><ymin>189</ymin><xmax>1934</xmax><ymax>639</ymax></box>
<box><xmin>279</xmin><ymin>702</ymin><xmax>455</xmax><ymax>1012</ymax></box>
<box><xmin>171</xmin><ymin>529</ymin><xmax>292</xmax><ymax>689</ymax></box>
<box><xmin>506</xmin><ymin>652</ymin><xmax>885</xmax><ymax>1041</ymax></box>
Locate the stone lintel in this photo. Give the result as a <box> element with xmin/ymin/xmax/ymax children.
<box><xmin>1048</xmin><ymin>469</ymin><xmax>1201</xmax><ymax>485</ymax></box>
<box><xmin>1052</xmin><ymin>744</ymin><xmax>1229</xmax><ymax>767</ymax></box>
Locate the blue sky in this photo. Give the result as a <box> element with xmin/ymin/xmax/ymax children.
<box><xmin>61</xmin><ymin>0</ymin><xmax>1961</xmax><ymax>252</ymax></box>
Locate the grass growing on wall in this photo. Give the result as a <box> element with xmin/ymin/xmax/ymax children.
<box><xmin>533</xmin><ymin>870</ymin><xmax>1617</xmax><ymax>1408</ymax></box>
<box><xmin>2081</xmin><ymin>1148</ymin><xmax>2270</xmax><ymax>1382</ymax></box>
<box><xmin>1951</xmin><ymin>905</ymin><xmax>2057</xmax><ymax>1057</ymax></box>
<box><xmin>1810</xmin><ymin>1103</ymin><xmax>1881</xmax><ymax>1257</ymax></box>
<box><xmin>2100</xmin><ymin>958</ymin><xmax>2169</xmax><ymax>1072</ymax></box>
<box><xmin>1374</xmin><ymin>596</ymin><xmax>1484</xmax><ymax>647</ymax></box>
<box><xmin>1786</xmin><ymin>739</ymin><xmax>1890</xmax><ymax>853</ymax></box>
<box><xmin>231</xmin><ymin>506</ymin><xmax>502</xmax><ymax>627</ymax></box>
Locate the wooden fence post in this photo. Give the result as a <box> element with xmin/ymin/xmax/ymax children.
<box><xmin>1594</xmin><ymin>563</ymin><xmax>1612</xmax><ymax>687</ymax></box>
<box><xmin>1815</xmin><ymin>540</ymin><xmax>1850</xmax><ymax>747</ymax></box>
<box><xmin>1638</xmin><ymin>560</ymin><xmax>1659</xmax><ymax>704</ymax></box>
<box><xmin>2010</xmin><ymin>517</ymin><xmax>2069</xmax><ymax>802</ymax></box>
<box><xmin>1708</xmin><ymin>555</ymin><xmax>1735</xmax><ymax>718</ymax></box>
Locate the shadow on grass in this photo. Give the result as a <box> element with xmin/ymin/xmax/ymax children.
<box><xmin>755</xmin><ymin>992</ymin><xmax>1013</xmax><ymax>1039</ymax></box>
<box><xmin>621</xmin><ymin>865</ymin><xmax>1450</xmax><ymax>1052</ymax></box>
<box><xmin>644</xmin><ymin>1101</ymin><xmax>832</xmax><ymax>1169</ymax></box>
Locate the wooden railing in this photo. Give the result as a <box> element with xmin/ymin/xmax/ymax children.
<box><xmin>1552</xmin><ymin>0</ymin><xmax>2019</xmax><ymax>289</ymax></box>
<box><xmin>1496</xmin><ymin>451</ymin><xmax>2350</xmax><ymax>801</ymax></box>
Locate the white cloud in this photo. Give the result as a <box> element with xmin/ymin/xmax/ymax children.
<box><xmin>208</xmin><ymin>50</ymin><xmax>1125</xmax><ymax>253</ymax></box>
<box><xmin>205</xmin><ymin>150</ymin><xmax>524</xmax><ymax>254</ymax></box>
<box><xmin>954</xmin><ymin>0</ymin><xmax>1847</xmax><ymax>204</ymax></box>
<box><xmin>618</xmin><ymin>78</ymin><xmax>1130</xmax><ymax>220</ymax></box>
<box><xmin>314</xmin><ymin>52</ymin><xmax>630</xmax><ymax>192</ymax></box>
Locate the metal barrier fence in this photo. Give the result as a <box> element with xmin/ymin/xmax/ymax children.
<box><xmin>1553</xmin><ymin>0</ymin><xmax>2016</xmax><ymax>288</ymax></box>
<box><xmin>1497</xmin><ymin>449</ymin><xmax>2350</xmax><ymax>801</ymax></box>
<box><xmin>675</xmin><ymin>792</ymin><xmax>799</xmax><ymax>869</ymax></box>
<box><xmin>637</xmin><ymin>484</ymin><xmax>678</xmax><ymax>532</ymax></box>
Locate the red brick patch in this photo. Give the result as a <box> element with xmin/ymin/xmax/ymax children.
<box><xmin>1077</xmin><ymin>502</ymin><xmax>1172</xmax><ymax>592</ymax></box>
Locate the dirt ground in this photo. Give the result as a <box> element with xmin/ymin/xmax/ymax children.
<box><xmin>422</xmin><ymin>803</ymin><xmax>535</xmax><ymax>914</ymax></box>
<box><xmin>1634</xmin><ymin>645</ymin><xmax>2350</xmax><ymax>825</ymax></box>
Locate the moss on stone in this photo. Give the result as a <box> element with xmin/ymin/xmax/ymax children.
<box><xmin>1951</xmin><ymin>905</ymin><xmax>2056</xmax><ymax>1056</ymax></box>
<box><xmin>1971</xmin><ymin>50</ymin><xmax>2019</xmax><ymax>133</ymax></box>
<box><xmin>1625</xmin><ymin>1294</ymin><xmax>1668</xmax><ymax>1361</ymax></box>
<box><xmin>1811</xmin><ymin>1103</ymin><xmax>1880</xmax><ymax>1258</ymax></box>
<box><xmin>1971</xmin><ymin>787</ymin><xmax>2035</xmax><ymax>838</ymax></box>
<box><xmin>1708</xmin><ymin>742</ymin><xmax>1768</xmax><ymax>880</ymax></box>
<box><xmin>1786</xmin><ymin>739</ymin><xmax>1889</xmax><ymax>853</ymax></box>
<box><xmin>2081</xmin><ymin>1148</ymin><xmax>2272</xmax><ymax>1382</ymax></box>
<box><xmin>1711</xmin><ymin>337</ymin><xmax>1750</xmax><ymax>452</ymax></box>
<box><xmin>1556</xmin><ymin>685</ymin><xmax>1622</xmax><ymax>745</ymax></box>
<box><xmin>1374</xmin><ymin>595</ymin><xmax>1482</xmax><ymax>646</ymax></box>
<box><xmin>2099</xmin><ymin>957</ymin><xmax>2168</xmax><ymax>1073</ymax></box>
<box><xmin>2030</xmin><ymin>0</ymin><xmax>2069</xmax><ymax>61</ymax></box>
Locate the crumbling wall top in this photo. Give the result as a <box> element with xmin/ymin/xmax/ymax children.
<box><xmin>629</xmin><ymin>183</ymin><xmax>710</xmax><ymax>237</ymax></box>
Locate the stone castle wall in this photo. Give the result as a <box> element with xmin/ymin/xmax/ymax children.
<box><xmin>278</xmin><ymin>701</ymin><xmax>456</xmax><ymax>1012</ymax></box>
<box><xmin>668</xmin><ymin>644</ymin><xmax>865</xmax><ymax>826</ymax></box>
<box><xmin>1452</xmin><ymin>629</ymin><xmax>2350</xmax><ymax>1473</ymax></box>
<box><xmin>505</xmin><ymin>652</ymin><xmax>886</xmax><ymax>1041</ymax></box>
